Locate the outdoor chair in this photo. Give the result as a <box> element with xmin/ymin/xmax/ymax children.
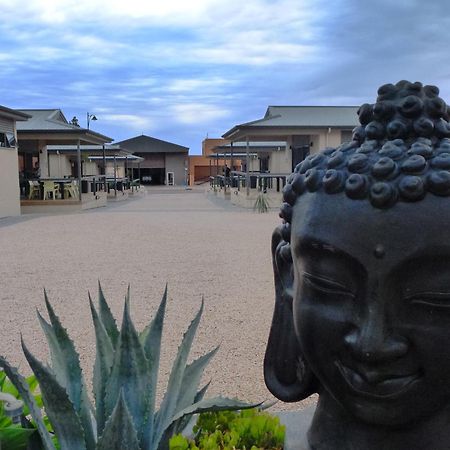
<box><xmin>28</xmin><ymin>181</ymin><xmax>40</xmax><ymax>200</ymax></box>
<box><xmin>43</xmin><ymin>181</ymin><xmax>59</xmax><ymax>200</ymax></box>
<box><xmin>131</xmin><ymin>178</ymin><xmax>141</xmax><ymax>192</ymax></box>
<box><xmin>64</xmin><ymin>181</ymin><xmax>79</xmax><ymax>199</ymax></box>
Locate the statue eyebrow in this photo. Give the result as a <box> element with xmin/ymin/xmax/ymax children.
<box><xmin>296</xmin><ymin>236</ymin><xmax>366</xmax><ymax>273</ymax></box>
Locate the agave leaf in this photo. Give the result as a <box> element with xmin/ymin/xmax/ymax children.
<box><xmin>0</xmin><ymin>356</ymin><xmax>56</xmax><ymax>450</ymax></box>
<box><xmin>140</xmin><ymin>285</ymin><xmax>167</xmax><ymax>450</ymax></box>
<box><xmin>175</xmin><ymin>346</ymin><xmax>219</xmax><ymax>413</ymax></box>
<box><xmin>21</xmin><ymin>340</ymin><xmax>87</xmax><ymax>450</ymax></box>
<box><xmin>160</xmin><ymin>382</ymin><xmax>212</xmax><ymax>447</ymax></box>
<box><xmin>152</xmin><ymin>300</ymin><xmax>204</xmax><ymax>449</ymax></box>
<box><xmin>104</xmin><ymin>295</ymin><xmax>150</xmax><ymax>447</ymax></box>
<box><xmin>98</xmin><ymin>282</ymin><xmax>119</xmax><ymax>348</ymax></box>
<box><xmin>97</xmin><ymin>390</ymin><xmax>141</xmax><ymax>450</ymax></box>
<box><xmin>89</xmin><ymin>294</ymin><xmax>114</xmax><ymax>436</ymax></box>
<box><xmin>169</xmin><ymin>397</ymin><xmax>261</xmax><ymax>431</ymax></box>
<box><xmin>41</xmin><ymin>292</ymin><xmax>96</xmax><ymax>450</ymax></box>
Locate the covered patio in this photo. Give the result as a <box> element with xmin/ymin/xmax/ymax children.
<box><xmin>209</xmin><ymin>141</ymin><xmax>288</xmax><ymax>208</ymax></box>
<box><xmin>17</xmin><ymin>109</ymin><xmax>113</xmax><ymax>213</ymax></box>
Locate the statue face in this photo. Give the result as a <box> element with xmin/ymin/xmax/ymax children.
<box><xmin>291</xmin><ymin>192</ymin><xmax>450</xmax><ymax>426</ymax></box>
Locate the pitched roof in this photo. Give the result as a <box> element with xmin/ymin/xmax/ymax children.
<box><xmin>17</xmin><ymin>109</ymin><xmax>113</xmax><ymax>143</ymax></box>
<box><xmin>116</xmin><ymin>134</ymin><xmax>189</xmax><ymax>154</ymax></box>
<box><xmin>0</xmin><ymin>106</ymin><xmax>30</xmax><ymax>121</ymax></box>
<box><xmin>223</xmin><ymin>106</ymin><xmax>360</xmax><ymax>140</ymax></box>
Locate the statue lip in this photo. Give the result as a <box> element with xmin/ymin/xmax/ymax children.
<box><xmin>335</xmin><ymin>361</ymin><xmax>421</xmax><ymax>399</ymax></box>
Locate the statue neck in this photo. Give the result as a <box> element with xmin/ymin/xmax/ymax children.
<box><xmin>307</xmin><ymin>392</ymin><xmax>450</xmax><ymax>450</ymax></box>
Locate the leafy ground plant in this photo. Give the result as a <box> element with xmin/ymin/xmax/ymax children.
<box><xmin>169</xmin><ymin>408</ymin><xmax>285</xmax><ymax>450</ymax></box>
<box><xmin>0</xmin><ymin>284</ymin><xmax>257</xmax><ymax>450</ymax></box>
<box><xmin>0</xmin><ymin>370</ymin><xmax>56</xmax><ymax>450</ymax></box>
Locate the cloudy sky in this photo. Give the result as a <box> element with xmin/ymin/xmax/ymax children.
<box><xmin>2</xmin><ymin>0</ymin><xmax>450</xmax><ymax>153</ymax></box>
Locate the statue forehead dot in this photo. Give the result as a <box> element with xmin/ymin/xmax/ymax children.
<box><xmin>373</xmin><ymin>244</ymin><xmax>386</xmax><ymax>259</ymax></box>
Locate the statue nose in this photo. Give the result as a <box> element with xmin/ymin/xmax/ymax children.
<box><xmin>343</xmin><ymin>313</ymin><xmax>409</xmax><ymax>363</ymax></box>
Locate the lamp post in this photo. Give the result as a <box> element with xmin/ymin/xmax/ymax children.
<box><xmin>87</xmin><ymin>112</ymin><xmax>97</xmax><ymax>129</ymax></box>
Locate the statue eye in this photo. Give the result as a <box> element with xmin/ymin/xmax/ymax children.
<box><xmin>407</xmin><ymin>292</ymin><xmax>450</xmax><ymax>309</ymax></box>
<box><xmin>302</xmin><ymin>272</ymin><xmax>355</xmax><ymax>298</ymax></box>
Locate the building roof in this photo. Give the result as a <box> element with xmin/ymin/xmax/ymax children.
<box><xmin>116</xmin><ymin>134</ymin><xmax>189</xmax><ymax>154</ymax></box>
<box><xmin>223</xmin><ymin>106</ymin><xmax>360</xmax><ymax>140</ymax></box>
<box><xmin>17</xmin><ymin>109</ymin><xmax>113</xmax><ymax>144</ymax></box>
<box><xmin>46</xmin><ymin>144</ymin><xmax>126</xmax><ymax>156</ymax></box>
<box><xmin>213</xmin><ymin>141</ymin><xmax>286</xmax><ymax>154</ymax></box>
<box><xmin>0</xmin><ymin>105</ymin><xmax>30</xmax><ymax>121</ymax></box>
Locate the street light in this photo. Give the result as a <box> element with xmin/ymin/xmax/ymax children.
<box><xmin>87</xmin><ymin>112</ymin><xmax>97</xmax><ymax>129</ymax></box>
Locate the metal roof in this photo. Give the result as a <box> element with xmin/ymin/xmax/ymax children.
<box><xmin>47</xmin><ymin>144</ymin><xmax>123</xmax><ymax>154</ymax></box>
<box><xmin>0</xmin><ymin>106</ymin><xmax>30</xmax><ymax>121</ymax></box>
<box><xmin>213</xmin><ymin>141</ymin><xmax>286</xmax><ymax>153</ymax></box>
<box><xmin>17</xmin><ymin>109</ymin><xmax>113</xmax><ymax>143</ymax></box>
<box><xmin>116</xmin><ymin>134</ymin><xmax>189</xmax><ymax>154</ymax></box>
<box><xmin>223</xmin><ymin>106</ymin><xmax>359</xmax><ymax>140</ymax></box>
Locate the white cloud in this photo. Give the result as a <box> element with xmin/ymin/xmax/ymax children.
<box><xmin>170</xmin><ymin>103</ymin><xmax>230</xmax><ymax>124</ymax></box>
<box><xmin>100</xmin><ymin>114</ymin><xmax>154</xmax><ymax>131</ymax></box>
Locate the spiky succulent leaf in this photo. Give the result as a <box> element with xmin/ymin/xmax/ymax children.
<box><xmin>21</xmin><ymin>341</ymin><xmax>87</xmax><ymax>450</ymax></box>
<box><xmin>152</xmin><ymin>300</ymin><xmax>204</xmax><ymax>449</ymax></box>
<box><xmin>0</xmin><ymin>356</ymin><xmax>56</xmax><ymax>450</ymax></box>
<box><xmin>104</xmin><ymin>295</ymin><xmax>150</xmax><ymax>447</ymax></box>
<box><xmin>41</xmin><ymin>292</ymin><xmax>95</xmax><ymax>450</ymax></box>
<box><xmin>175</xmin><ymin>346</ymin><xmax>219</xmax><ymax>413</ymax></box>
<box><xmin>89</xmin><ymin>294</ymin><xmax>114</xmax><ymax>436</ymax></box>
<box><xmin>168</xmin><ymin>396</ymin><xmax>260</xmax><ymax>432</ymax></box>
<box><xmin>97</xmin><ymin>390</ymin><xmax>141</xmax><ymax>450</ymax></box>
<box><xmin>159</xmin><ymin>382</ymin><xmax>212</xmax><ymax>448</ymax></box>
<box><xmin>140</xmin><ymin>285</ymin><xmax>167</xmax><ymax>450</ymax></box>
<box><xmin>98</xmin><ymin>282</ymin><xmax>119</xmax><ymax>348</ymax></box>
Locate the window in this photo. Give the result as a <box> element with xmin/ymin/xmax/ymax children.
<box><xmin>0</xmin><ymin>132</ymin><xmax>15</xmax><ymax>148</ymax></box>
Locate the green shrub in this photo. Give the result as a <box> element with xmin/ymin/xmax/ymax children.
<box><xmin>0</xmin><ymin>284</ymin><xmax>257</xmax><ymax>450</ymax></box>
<box><xmin>0</xmin><ymin>371</ymin><xmax>57</xmax><ymax>450</ymax></box>
<box><xmin>169</xmin><ymin>408</ymin><xmax>285</xmax><ymax>450</ymax></box>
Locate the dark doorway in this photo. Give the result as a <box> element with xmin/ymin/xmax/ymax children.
<box><xmin>137</xmin><ymin>168</ymin><xmax>165</xmax><ymax>185</ymax></box>
<box><xmin>291</xmin><ymin>135</ymin><xmax>311</xmax><ymax>172</ymax></box>
<box><xmin>259</xmin><ymin>156</ymin><xmax>269</xmax><ymax>173</ymax></box>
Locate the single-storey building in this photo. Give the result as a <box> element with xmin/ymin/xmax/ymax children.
<box><xmin>0</xmin><ymin>106</ymin><xmax>30</xmax><ymax>218</ymax></box>
<box><xmin>222</xmin><ymin>106</ymin><xmax>359</xmax><ymax>174</ymax></box>
<box><xmin>116</xmin><ymin>135</ymin><xmax>188</xmax><ymax>186</ymax></box>
<box><xmin>218</xmin><ymin>105</ymin><xmax>360</xmax><ymax>207</ymax></box>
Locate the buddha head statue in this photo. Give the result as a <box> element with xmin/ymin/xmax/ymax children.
<box><xmin>264</xmin><ymin>81</ymin><xmax>450</xmax><ymax>449</ymax></box>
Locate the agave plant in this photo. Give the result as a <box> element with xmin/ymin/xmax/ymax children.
<box><xmin>0</xmin><ymin>285</ymin><xmax>256</xmax><ymax>450</ymax></box>
<box><xmin>254</xmin><ymin>193</ymin><xmax>269</xmax><ymax>213</ymax></box>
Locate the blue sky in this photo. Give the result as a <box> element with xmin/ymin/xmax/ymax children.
<box><xmin>2</xmin><ymin>0</ymin><xmax>450</xmax><ymax>154</ymax></box>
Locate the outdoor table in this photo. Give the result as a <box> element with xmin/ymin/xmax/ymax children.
<box><xmin>39</xmin><ymin>178</ymin><xmax>76</xmax><ymax>199</ymax></box>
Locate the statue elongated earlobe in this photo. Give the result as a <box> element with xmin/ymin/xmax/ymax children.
<box><xmin>264</xmin><ymin>226</ymin><xmax>318</xmax><ymax>402</ymax></box>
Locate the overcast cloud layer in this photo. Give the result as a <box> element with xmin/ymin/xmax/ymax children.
<box><xmin>2</xmin><ymin>0</ymin><xmax>450</xmax><ymax>153</ymax></box>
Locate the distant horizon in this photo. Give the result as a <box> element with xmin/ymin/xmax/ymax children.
<box><xmin>2</xmin><ymin>0</ymin><xmax>450</xmax><ymax>155</ymax></box>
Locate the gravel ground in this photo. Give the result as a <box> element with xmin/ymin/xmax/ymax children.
<box><xmin>0</xmin><ymin>186</ymin><xmax>316</xmax><ymax>411</ymax></box>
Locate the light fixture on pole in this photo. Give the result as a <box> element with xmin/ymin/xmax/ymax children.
<box><xmin>87</xmin><ymin>112</ymin><xmax>97</xmax><ymax>129</ymax></box>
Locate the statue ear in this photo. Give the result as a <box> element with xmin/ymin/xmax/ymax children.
<box><xmin>264</xmin><ymin>225</ymin><xmax>318</xmax><ymax>402</ymax></box>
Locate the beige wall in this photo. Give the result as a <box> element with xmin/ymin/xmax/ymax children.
<box><xmin>165</xmin><ymin>153</ymin><xmax>187</xmax><ymax>185</ymax></box>
<box><xmin>49</xmin><ymin>154</ymin><xmax>72</xmax><ymax>177</ymax></box>
<box><xmin>83</xmin><ymin>161</ymin><xmax>100</xmax><ymax>176</ymax></box>
<box><xmin>105</xmin><ymin>161</ymin><xmax>125</xmax><ymax>177</ymax></box>
<box><xmin>0</xmin><ymin>148</ymin><xmax>20</xmax><ymax>217</ymax></box>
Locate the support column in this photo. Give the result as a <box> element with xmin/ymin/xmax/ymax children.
<box><xmin>77</xmin><ymin>139</ymin><xmax>82</xmax><ymax>201</ymax></box>
<box><xmin>113</xmin><ymin>155</ymin><xmax>117</xmax><ymax>197</ymax></box>
<box><xmin>38</xmin><ymin>140</ymin><xmax>49</xmax><ymax>178</ymax></box>
<box><xmin>246</xmin><ymin>137</ymin><xmax>250</xmax><ymax>196</ymax></box>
